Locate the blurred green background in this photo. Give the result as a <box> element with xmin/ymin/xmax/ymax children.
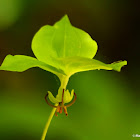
<box><xmin>0</xmin><ymin>0</ymin><xmax>139</xmax><ymax>140</ymax></box>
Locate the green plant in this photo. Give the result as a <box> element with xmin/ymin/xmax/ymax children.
<box><xmin>0</xmin><ymin>15</ymin><xmax>127</xmax><ymax>140</ymax></box>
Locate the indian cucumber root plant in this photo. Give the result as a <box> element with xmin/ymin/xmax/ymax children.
<box><xmin>0</xmin><ymin>15</ymin><xmax>127</xmax><ymax>140</ymax></box>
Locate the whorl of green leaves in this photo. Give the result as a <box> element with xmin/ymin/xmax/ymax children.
<box><xmin>0</xmin><ymin>15</ymin><xmax>127</xmax><ymax>79</ymax></box>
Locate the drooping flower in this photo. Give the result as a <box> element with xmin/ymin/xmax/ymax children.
<box><xmin>45</xmin><ymin>88</ymin><xmax>76</xmax><ymax>116</ymax></box>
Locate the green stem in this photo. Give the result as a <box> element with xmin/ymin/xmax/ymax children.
<box><xmin>41</xmin><ymin>75</ymin><xmax>69</xmax><ymax>140</ymax></box>
<box><xmin>41</xmin><ymin>107</ymin><xmax>56</xmax><ymax>140</ymax></box>
<box><xmin>59</xmin><ymin>75</ymin><xmax>70</xmax><ymax>89</ymax></box>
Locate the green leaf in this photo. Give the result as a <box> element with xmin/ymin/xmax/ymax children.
<box><xmin>57</xmin><ymin>57</ymin><xmax>127</xmax><ymax>75</ymax></box>
<box><xmin>0</xmin><ymin>55</ymin><xmax>65</xmax><ymax>75</ymax></box>
<box><xmin>0</xmin><ymin>15</ymin><xmax>127</xmax><ymax>83</ymax></box>
<box><xmin>32</xmin><ymin>15</ymin><xmax>98</xmax><ymax>69</ymax></box>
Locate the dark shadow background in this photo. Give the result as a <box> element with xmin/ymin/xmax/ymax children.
<box><xmin>0</xmin><ymin>0</ymin><xmax>139</xmax><ymax>140</ymax></box>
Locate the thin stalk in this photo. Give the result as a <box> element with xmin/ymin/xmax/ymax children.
<box><xmin>59</xmin><ymin>75</ymin><xmax>70</xmax><ymax>89</ymax></box>
<box><xmin>41</xmin><ymin>107</ymin><xmax>56</xmax><ymax>140</ymax></box>
<box><xmin>41</xmin><ymin>75</ymin><xmax>69</xmax><ymax>140</ymax></box>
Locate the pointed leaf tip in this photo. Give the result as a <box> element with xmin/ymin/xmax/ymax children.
<box><xmin>109</xmin><ymin>60</ymin><xmax>127</xmax><ymax>72</ymax></box>
<box><xmin>54</xmin><ymin>14</ymin><xmax>71</xmax><ymax>27</ymax></box>
<box><xmin>62</xmin><ymin>14</ymin><xmax>70</xmax><ymax>21</ymax></box>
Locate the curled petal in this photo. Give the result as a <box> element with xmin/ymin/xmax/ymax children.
<box><xmin>66</xmin><ymin>92</ymin><xmax>77</xmax><ymax>107</ymax></box>
<box><xmin>45</xmin><ymin>93</ymin><xmax>57</xmax><ymax>108</ymax></box>
<box><xmin>48</xmin><ymin>91</ymin><xmax>59</xmax><ymax>104</ymax></box>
